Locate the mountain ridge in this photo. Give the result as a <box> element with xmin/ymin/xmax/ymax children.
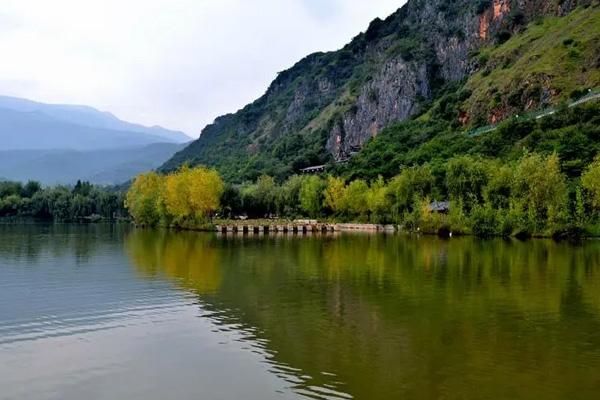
<box><xmin>0</xmin><ymin>107</ymin><xmax>170</xmax><ymax>151</ymax></box>
<box><xmin>0</xmin><ymin>95</ymin><xmax>191</xmax><ymax>184</ymax></box>
<box><xmin>0</xmin><ymin>95</ymin><xmax>191</xmax><ymax>144</ymax></box>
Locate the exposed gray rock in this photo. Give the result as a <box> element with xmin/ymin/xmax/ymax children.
<box><xmin>328</xmin><ymin>59</ymin><xmax>430</xmax><ymax>160</ymax></box>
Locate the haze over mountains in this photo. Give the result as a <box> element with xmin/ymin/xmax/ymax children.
<box><xmin>0</xmin><ymin>96</ymin><xmax>190</xmax><ymax>184</ymax></box>
<box><xmin>0</xmin><ymin>95</ymin><xmax>190</xmax><ymax>150</ymax></box>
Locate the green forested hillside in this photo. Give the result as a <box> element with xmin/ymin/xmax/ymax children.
<box><xmin>336</xmin><ymin>96</ymin><xmax>600</xmax><ymax>180</ymax></box>
<box><xmin>336</xmin><ymin>4</ymin><xmax>600</xmax><ymax>179</ymax></box>
<box><xmin>464</xmin><ymin>6</ymin><xmax>600</xmax><ymax>125</ymax></box>
<box><xmin>161</xmin><ymin>0</ymin><xmax>600</xmax><ymax>183</ymax></box>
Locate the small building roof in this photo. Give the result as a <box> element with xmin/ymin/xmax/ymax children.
<box><xmin>429</xmin><ymin>200</ymin><xmax>450</xmax><ymax>212</ymax></box>
<box><xmin>300</xmin><ymin>165</ymin><xmax>326</xmax><ymax>173</ymax></box>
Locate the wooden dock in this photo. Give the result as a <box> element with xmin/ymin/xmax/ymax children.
<box><xmin>215</xmin><ymin>223</ymin><xmax>335</xmax><ymax>234</ymax></box>
<box><xmin>215</xmin><ymin>223</ymin><xmax>396</xmax><ymax>235</ymax></box>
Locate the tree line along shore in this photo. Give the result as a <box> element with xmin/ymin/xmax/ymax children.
<box><xmin>0</xmin><ymin>180</ymin><xmax>125</xmax><ymax>222</ymax></box>
<box><xmin>123</xmin><ymin>151</ymin><xmax>600</xmax><ymax>239</ymax></box>
<box><xmin>2</xmin><ymin>150</ymin><xmax>600</xmax><ymax>239</ymax></box>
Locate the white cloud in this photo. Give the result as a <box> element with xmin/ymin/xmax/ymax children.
<box><xmin>0</xmin><ymin>0</ymin><xmax>404</xmax><ymax>137</ymax></box>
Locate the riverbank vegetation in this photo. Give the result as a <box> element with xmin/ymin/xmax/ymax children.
<box><xmin>126</xmin><ymin>150</ymin><xmax>600</xmax><ymax>238</ymax></box>
<box><xmin>0</xmin><ymin>180</ymin><xmax>125</xmax><ymax>221</ymax></box>
<box><xmin>215</xmin><ymin>152</ymin><xmax>600</xmax><ymax>238</ymax></box>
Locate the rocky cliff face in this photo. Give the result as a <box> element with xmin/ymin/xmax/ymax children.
<box><xmin>161</xmin><ymin>0</ymin><xmax>594</xmax><ymax>182</ymax></box>
<box><xmin>325</xmin><ymin>0</ymin><xmax>585</xmax><ymax>160</ymax></box>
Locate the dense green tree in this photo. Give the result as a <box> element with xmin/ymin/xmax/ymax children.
<box><xmin>0</xmin><ymin>182</ymin><xmax>120</xmax><ymax>221</ymax></box>
<box><xmin>0</xmin><ymin>194</ymin><xmax>22</xmax><ymax>216</ymax></box>
<box><xmin>220</xmin><ymin>184</ymin><xmax>243</xmax><ymax>219</ymax></box>
<box><xmin>49</xmin><ymin>188</ymin><xmax>74</xmax><ymax>221</ymax></box>
<box><xmin>512</xmin><ymin>153</ymin><xmax>568</xmax><ymax>233</ymax></box>
<box><xmin>387</xmin><ymin>165</ymin><xmax>435</xmax><ymax>219</ymax></box>
<box><xmin>70</xmin><ymin>194</ymin><xmax>92</xmax><ymax>219</ymax></box>
<box><xmin>344</xmin><ymin>180</ymin><xmax>369</xmax><ymax>219</ymax></box>
<box><xmin>0</xmin><ymin>181</ymin><xmax>23</xmax><ymax>198</ymax></box>
<box><xmin>21</xmin><ymin>181</ymin><xmax>41</xmax><ymax>198</ymax></box>
<box><xmin>277</xmin><ymin>175</ymin><xmax>304</xmax><ymax>217</ymax></box>
<box><xmin>73</xmin><ymin>180</ymin><xmax>93</xmax><ymax>197</ymax></box>
<box><xmin>445</xmin><ymin>156</ymin><xmax>489</xmax><ymax>210</ymax></box>
<box><xmin>299</xmin><ymin>176</ymin><xmax>325</xmax><ymax>218</ymax></box>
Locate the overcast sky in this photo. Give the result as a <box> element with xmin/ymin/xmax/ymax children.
<box><xmin>0</xmin><ymin>0</ymin><xmax>404</xmax><ymax>137</ymax></box>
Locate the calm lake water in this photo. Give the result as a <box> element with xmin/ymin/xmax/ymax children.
<box><xmin>1</xmin><ymin>224</ymin><xmax>600</xmax><ymax>399</ymax></box>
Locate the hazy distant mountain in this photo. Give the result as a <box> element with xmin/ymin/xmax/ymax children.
<box><xmin>0</xmin><ymin>108</ymin><xmax>172</xmax><ymax>151</ymax></box>
<box><xmin>0</xmin><ymin>95</ymin><xmax>191</xmax><ymax>184</ymax></box>
<box><xmin>0</xmin><ymin>142</ymin><xmax>187</xmax><ymax>185</ymax></box>
<box><xmin>0</xmin><ymin>95</ymin><xmax>190</xmax><ymax>144</ymax></box>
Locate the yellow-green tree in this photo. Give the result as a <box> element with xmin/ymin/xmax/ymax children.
<box><xmin>163</xmin><ymin>167</ymin><xmax>191</xmax><ymax>222</ymax></box>
<box><xmin>125</xmin><ymin>172</ymin><xmax>163</xmax><ymax>226</ymax></box>
<box><xmin>187</xmin><ymin>166</ymin><xmax>224</xmax><ymax>218</ymax></box>
<box><xmin>276</xmin><ymin>175</ymin><xmax>303</xmax><ymax>216</ymax></box>
<box><xmin>126</xmin><ymin>166</ymin><xmax>224</xmax><ymax>228</ymax></box>
<box><xmin>323</xmin><ymin>176</ymin><xmax>347</xmax><ymax>215</ymax></box>
<box><xmin>344</xmin><ymin>179</ymin><xmax>369</xmax><ymax>219</ymax></box>
<box><xmin>582</xmin><ymin>156</ymin><xmax>600</xmax><ymax>212</ymax></box>
<box><xmin>162</xmin><ymin>166</ymin><xmax>224</xmax><ymax>224</ymax></box>
<box><xmin>255</xmin><ymin>175</ymin><xmax>277</xmax><ymax>215</ymax></box>
<box><xmin>483</xmin><ymin>162</ymin><xmax>514</xmax><ymax>210</ymax></box>
<box><xmin>445</xmin><ymin>156</ymin><xmax>489</xmax><ymax>209</ymax></box>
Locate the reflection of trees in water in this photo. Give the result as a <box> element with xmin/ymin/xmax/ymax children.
<box><xmin>0</xmin><ymin>223</ymin><xmax>127</xmax><ymax>264</ymax></box>
<box><xmin>125</xmin><ymin>232</ymin><xmax>600</xmax><ymax>399</ymax></box>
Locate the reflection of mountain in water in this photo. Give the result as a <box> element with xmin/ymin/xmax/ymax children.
<box><xmin>125</xmin><ymin>231</ymin><xmax>600</xmax><ymax>400</ymax></box>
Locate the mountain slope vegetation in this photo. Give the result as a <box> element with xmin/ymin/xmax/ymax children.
<box><xmin>161</xmin><ymin>0</ymin><xmax>600</xmax><ymax>183</ymax></box>
<box><xmin>464</xmin><ymin>5</ymin><xmax>600</xmax><ymax>125</ymax></box>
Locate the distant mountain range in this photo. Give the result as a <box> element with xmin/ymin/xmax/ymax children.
<box><xmin>0</xmin><ymin>143</ymin><xmax>187</xmax><ymax>185</ymax></box>
<box><xmin>0</xmin><ymin>95</ymin><xmax>190</xmax><ymax>150</ymax></box>
<box><xmin>0</xmin><ymin>95</ymin><xmax>191</xmax><ymax>184</ymax></box>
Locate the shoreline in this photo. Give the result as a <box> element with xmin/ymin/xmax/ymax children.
<box><xmin>2</xmin><ymin>218</ymin><xmax>597</xmax><ymax>240</ymax></box>
<box><xmin>160</xmin><ymin>220</ymin><xmax>599</xmax><ymax>240</ymax></box>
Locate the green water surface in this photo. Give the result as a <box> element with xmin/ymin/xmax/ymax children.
<box><xmin>1</xmin><ymin>224</ymin><xmax>599</xmax><ymax>399</ymax></box>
